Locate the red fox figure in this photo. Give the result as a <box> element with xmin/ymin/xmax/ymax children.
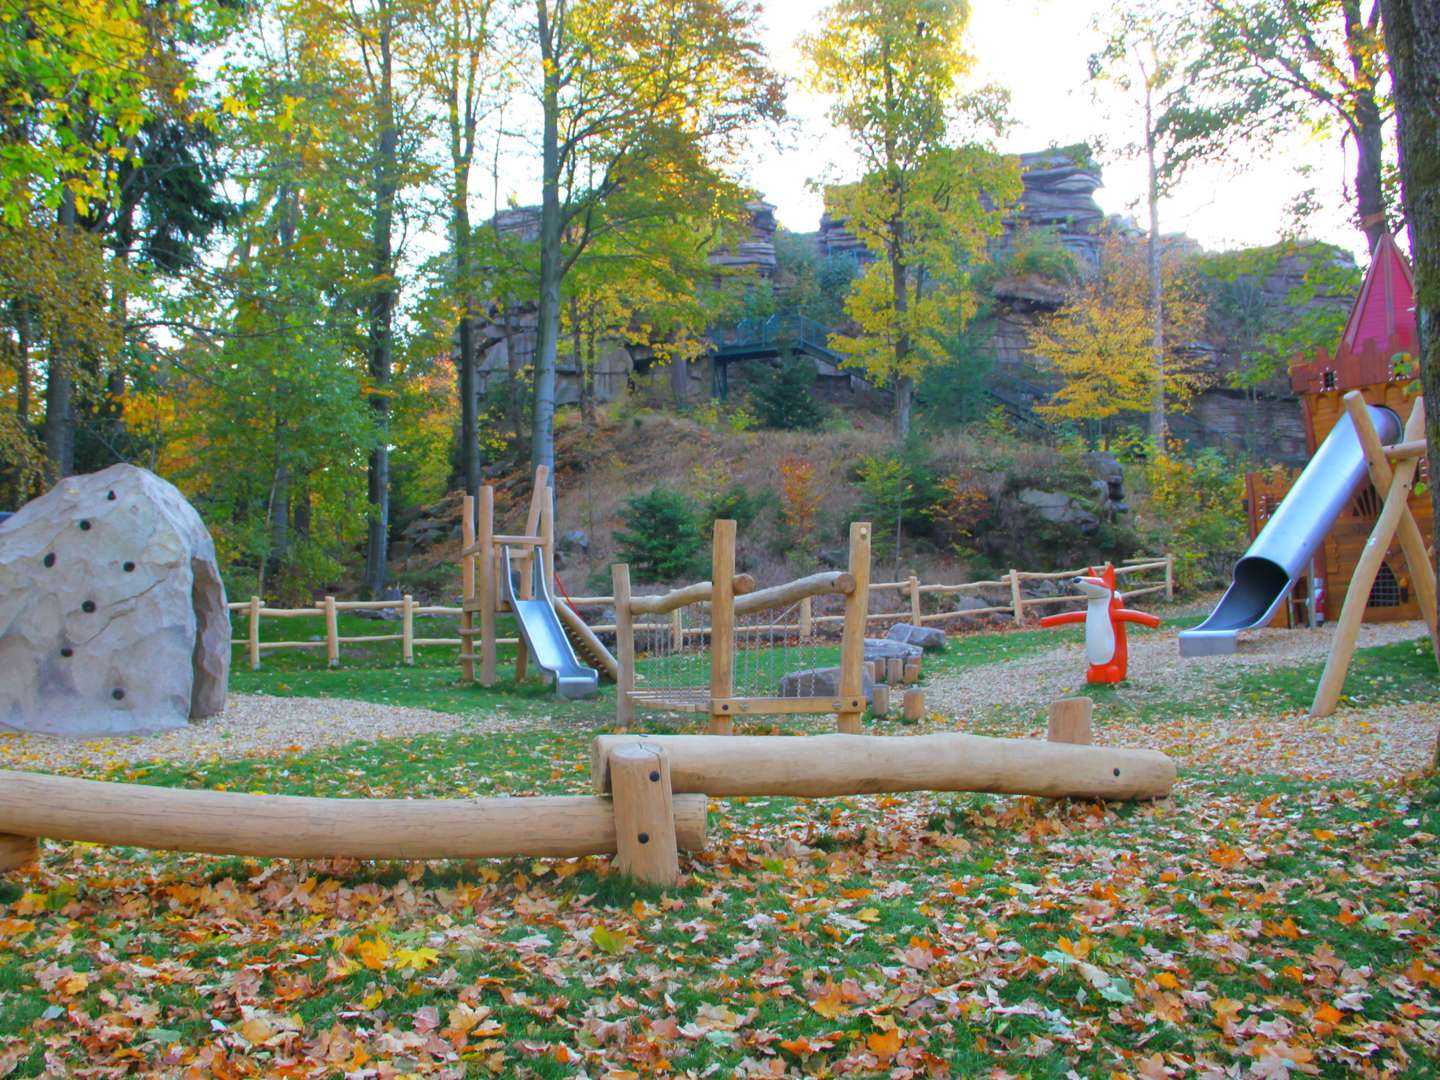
<box><xmin>1038</xmin><ymin>563</ymin><xmax>1161</xmax><ymax>684</ymax></box>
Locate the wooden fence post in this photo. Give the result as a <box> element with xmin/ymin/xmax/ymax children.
<box><xmin>477</xmin><ymin>485</ymin><xmax>497</xmax><ymax>687</ymax></box>
<box><xmin>908</xmin><ymin>574</ymin><xmax>922</xmax><ymax>624</ymax></box>
<box><xmin>402</xmin><ymin>594</ymin><xmax>414</xmax><ymax>665</ymax></box>
<box><xmin>799</xmin><ymin>595</ymin><xmax>812</xmax><ymax>639</ymax></box>
<box><xmin>613</xmin><ymin>563</ymin><xmax>636</xmax><ymax>729</ymax></box>
<box><xmin>323</xmin><ymin>595</ymin><xmax>339</xmax><ymax>668</ymax></box>
<box><xmin>671</xmin><ymin>607</ymin><xmax>684</xmax><ymax>652</ymax></box>
<box><xmin>1010</xmin><ymin>571</ymin><xmax>1025</xmax><ymax>625</ymax></box>
<box><xmin>709</xmin><ymin>519</ymin><xmax>738</xmax><ymax>736</ymax></box>
<box><xmin>460</xmin><ymin>493</ymin><xmax>476</xmax><ymax>684</ymax></box>
<box><xmin>1164</xmin><ymin>554</ymin><xmax>1175</xmax><ymax>601</ymax></box>
<box><xmin>836</xmin><ymin>521</ymin><xmax>872</xmax><ymax>735</ymax></box>
<box><xmin>248</xmin><ymin>596</ymin><xmax>261</xmax><ymax>671</ymax></box>
<box><xmin>609</xmin><ymin>743</ymin><xmax>680</xmax><ymax>886</ymax></box>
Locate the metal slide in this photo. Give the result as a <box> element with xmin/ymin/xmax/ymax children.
<box><xmin>500</xmin><ymin>547</ymin><xmax>600</xmax><ymax>699</ymax></box>
<box><xmin>1178</xmin><ymin>404</ymin><xmax>1401</xmax><ymax>658</ymax></box>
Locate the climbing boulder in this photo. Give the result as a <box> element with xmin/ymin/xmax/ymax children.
<box><xmin>778</xmin><ymin>666</ymin><xmax>874</xmax><ymax>699</ymax></box>
<box><xmin>863</xmin><ymin>638</ymin><xmax>921</xmax><ymax>661</ymax></box>
<box><xmin>884</xmin><ymin>622</ymin><xmax>947</xmax><ymax>651</ymax></box>
<box><xmin>0</xmin><ymin>464</ymin><xmax>229</xmax><ymax>736</ymax></box>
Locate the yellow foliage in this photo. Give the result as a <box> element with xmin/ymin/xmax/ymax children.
<box><xmin>1032</xmin><ymin>229</ymin><xmax>1207</xmax><ymax>422</ymax></box>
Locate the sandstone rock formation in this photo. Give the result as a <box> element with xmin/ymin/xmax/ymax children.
<box><xmin>0</xmin><ymin>464</ymin><xmax>229</xmax><ymax>736</ymax></box>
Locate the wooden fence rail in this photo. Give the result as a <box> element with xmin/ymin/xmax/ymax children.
<box><xmin>230</xmin><ymin>555</ymin><xmax>1172</xmax><ymax>669</ymax></box>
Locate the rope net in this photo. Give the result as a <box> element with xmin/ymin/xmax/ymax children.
<box><xmin>633</xmin><ymin>595</ymin><xmax>836</xmax><ymax>705</ymax></box>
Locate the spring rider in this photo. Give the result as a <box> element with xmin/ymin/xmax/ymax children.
<box><xmin>1039</xmin><ymin>563</ymin><xmax>1161</xmax><ymax>684</ymax></box>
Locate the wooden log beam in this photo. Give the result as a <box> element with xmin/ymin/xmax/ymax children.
<box><xmin>592</xmin><ymin>733</ymin><xmax>1175</xmax><ymax>802</ymax></box>
<box><xmin>0</xmin><ymin>771</ymin><xmax>707</xmax><ymax>862</ymax></box>
<box><xmin>628</xmin><ymin>574</ymin><xmax>757</xmax><ymax>616</ymax></box>
<box><xmin>732</xmin><ymin>571</ymin><xmax>854</xmax><ymax>616</ymax></box>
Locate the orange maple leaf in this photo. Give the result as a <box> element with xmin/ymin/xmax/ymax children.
<box><xmin>867</xmin><ymin>1028</ymin><xmax>903</xmax><ymax>1059</ymax></box>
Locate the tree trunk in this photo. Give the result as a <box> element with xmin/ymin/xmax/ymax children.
<box><xmin>888</xmin><ymin>230</ymin><xmax>912</xmax><ymax>441</ymax></box>
<box><xmin>13</xmin><ymin>299</ymin><xmax>29</xmax><ymax>424</ymax></box>
<box><xmin>43</xmin><ymin>193</ymin><xmax>77</xmax><ymax>484</ymax></box>
<box><xmin>1146</xmin><ymin>82</ymin><xmax>1166</xmax><ymax>442</ymax></box>
<box><xmin>532</xmin><ymin>0</ymin><xmax>562</xmax><ymax>481</ymax></box>
<box><xmin>292</xmin><ymin>473</ymin><xmax>312</xmax><ymax>542</ymax></box>
<box><xmin>365</xmin><ymin>7</ymin><xmax>398</xmax><ymax>595</ymax></box>
<box><xmin>451</xmin><ymin>83</ymin><xmax>480</xmax><ymax>497</ymax></box>
<box><xmin>1379</xmin><ymin>0</ymin><xmax>1439</xmax><ymax>683</ymax></box>
<box><xmin>1346</xmin><ymin>1</ymin><xmax>1391</xmax><ymax>252</ymax></box>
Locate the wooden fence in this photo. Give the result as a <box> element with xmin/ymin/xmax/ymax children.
<box><xmin>230</xmin><ymin>555</ymin><xmax>1172</xmax><ymax>669</ymax></box>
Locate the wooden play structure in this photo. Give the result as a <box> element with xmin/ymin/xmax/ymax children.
<box><xmin>0</xmin><ymin>699</ymin><xmax>1174</xmax><ymax>887</ymax></box>
<box><xmin>612</xmin><ymin>520</ymin><xmax>873</xmax><ymax>735</ymax></box>
<box><xmin>1270</xmin><ymin>234</ymin><xmax>1433</xmax><ymax>628</ymax></box>
<box><xmin>458</xmin><ymin>465</ymin><xmax>617</xmax><ymax>692</ymax></box>
<box><xmin>1310</xmin><ymin>392</ymin><xmax>1436</xmax><ymax>717</ymax></box>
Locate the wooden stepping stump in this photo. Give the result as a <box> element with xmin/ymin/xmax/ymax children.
<box><xmin>609</xmin><ymin>743</ymin><xmax>680</xmax><ymax>886</ymax></box>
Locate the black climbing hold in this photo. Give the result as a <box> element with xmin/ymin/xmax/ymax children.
<box><xmin>79</xmin><ymin>520</ymin><xmax>91</xmax><ymax>531</ymax></box>
<box><xmin>60</xmin><ymin>647</ymin><xmax>73</xmax><ymax>658</ymax></box>
<box><xmin>649</xmin><ymin>770</ymin><xmax>660</xmax><ymax>782</ymax></box>
<box><xmin>112</xmin><ymin>688</ymin><xmax>125</xmax><ymax>701</ymax></box>
<box><xmin>638</xmin><ymin>832</ymin><xmax>650</xmax><ymax>844</ymax></box>
<box><xmin>43</xmin><ymin>553</ymin><xmax>55</xmax><ymax>568</ymax></box>
<box><xmin>82</xmin><ymin>600</ymin><xmax>96</xmax><ymax>613</ymax></box>
<box><xmin>1113</xmin><ymin>768</ymin><xmax>1120</xmax><ymax>777</ymax></box>
<box><xmin>123</xmin><ymin>562</ymin><xmax>135</xmax><ymax>572</ymax></box>
<box><xmin>106</xmin><ymin>491</ymin><xmax>116</xmax><ymax>500</ymax></box>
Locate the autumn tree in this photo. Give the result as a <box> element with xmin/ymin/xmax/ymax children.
<box><xmin>1090</xmin><ymin>5</ymin><xmax>1203</xmax><ymax>440</ymax></box>
<box><xmin>802</xmin><ymin>0</ymin><xmax>1018</xmax><ymax>439</ymax></box>
<box><xmin>412</xmin><ymin>0</ymin><xmax>503</xmax><ymax>497</ymax></box>
<box><xmin>1162</xmin><ymin>0</ymin><xmax>1394</xmax><ymax>252</ymax></box>
<box><xmin>1032</xmin><ymin>228</ymin><xmax>1207</xmax><ymax>435</ymax></box>
<box><xmin>516</xmin><ymin>0</ymin><xmax>784</xmax><ymax>477</ymax></box>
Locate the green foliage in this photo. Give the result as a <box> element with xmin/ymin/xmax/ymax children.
<box><xmin>854</xmin><ymin>439</ymin><xmax>943</xmax><ymax>562</ymax></box>
<box><xmin>614</xmin><ymin>485</ymin><xmax>706</xmax><ymax>581</ymax></box>
<box><xmin>1195</xmin><ymin>242</ymin><xmax>1360</xmax><ymax>390</ymax></box>
<box><xmin>1121</xmin><ymin>435</ymin><xmax>1248</xmax><ymax>590</ymax></box>
<box><xmin>749</xmin><ymin>357</ymin><xmax>827</xmax><ymax>430</ymax></box>
<box><xmin>701</xmin><ymin>483</ymin><xmax>763</xmax><ymax>534</ymax></box>
<box><xmin>1001</xmin><ymin>226</ymin><xmax>1080</xmax><ymax>283</ymax></box>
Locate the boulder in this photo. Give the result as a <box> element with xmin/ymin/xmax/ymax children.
<box><xmin>0</xmin><ymin>464</ymin><xmax>229</xmax><ymax>736</ymax></box>
<box><xmin>885</xmin><ymin>622</ymin><xmax>947</xmax><ymax>651</ymax></box>
<box><xmin>778</xmin><ymin>665</ymin><xmax>873</xmax><ymax>699</ymax></box>
<box><xmin>1016</xmin><ymin>489</ymin><xmax>1100</xmax><ymax>531</ymax></box>
<box><xmin>354</xmin><ymin>586</ymin><xmax>403</xmax><ymax>621</ymax></box>
<box><xmin>863</xmin><ymin>637</ymin><xmax>921</xmax><ymax>661</ymax></box>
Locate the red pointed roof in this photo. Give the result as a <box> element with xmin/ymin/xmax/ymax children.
<box><xmin>1337</xmin><ymin>232</ymin><xmax>1416</xmax><ymax>361</ymax></box>
<box><xmin>1291</xmin><ymin>233</ymin><xmax>1418</xmax><ymax>395</ymax></box>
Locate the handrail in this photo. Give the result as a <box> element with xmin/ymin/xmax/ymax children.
<box><xmin>628</xmin><ymin>574</ymin><xmax>757</xmax><ymax>616</ymax></box>
<box><xmin>732</xmin><ymin>571</ymin><xmax>854</xmax><ymax>616</ymax></box>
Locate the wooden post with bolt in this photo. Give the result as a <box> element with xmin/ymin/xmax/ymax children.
<box><xmin>836</xmin><ymin>522</ymin><xmax>871</xmax><ymax>734</ymax></box>
<box><xmin>1047</xmin><ymin>697</ymin><xmax>1093</xmax><ymax>745</ymax></box>
<box><xmin>609</xmin><ymin>743</ymin><xmax>681</xmax><ymax>886</ymax></box>
<box><xmin>709</xmin><ymin>520</ymin><xmax>738</xmax><ymax>736</ymax></box>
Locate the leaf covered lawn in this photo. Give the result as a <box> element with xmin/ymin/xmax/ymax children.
<box><xmin>0</xmin><ymin>636</ymin><xmax>1437</xmax><ymax>1077</ymax></box>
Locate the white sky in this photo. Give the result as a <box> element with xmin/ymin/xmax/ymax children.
<box><xmin>744</xmin><ymin>0</ymin><xmax>1369</xmax><ymax>261</ymax></box>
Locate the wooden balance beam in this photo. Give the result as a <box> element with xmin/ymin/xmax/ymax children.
<box><xmin>591</xmin><ymin>730</ymin><xmax>1176</xmax><ymax>802</ymax></box>
<box><xmin>0</xmin><ymin>770</ymin><xmax>707</xmax><ymax>871</ymax></box>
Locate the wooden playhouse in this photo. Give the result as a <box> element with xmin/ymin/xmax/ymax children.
<box><xmin>1247</xmin><ymin>233</ymin><xmax>1431</xmax><ymax>627</ymax></box>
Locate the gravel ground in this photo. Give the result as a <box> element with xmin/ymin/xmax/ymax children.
<box><xmin>928</xmin><ymin>618</ymin><xmax>1432</xmax><ymax>714</ymax></box>
<box><xmin>0</xmin><ymin>694</ymin><xmax>524</xmax><ymax>775</ymax></box>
